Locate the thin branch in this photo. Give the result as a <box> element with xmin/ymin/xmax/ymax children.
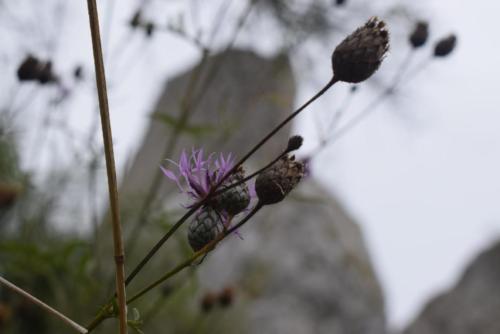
<box><xmin>127</xmin><ymin>203</ymin><xmax>263</xmax><ymax>305</ymax></box>
<box><xmin>0</xmin><ymin>275</ymin><xmax>88</xmax><ymax>334</ymax></box>
<box><xmin>86</xmin><ymin>1</ymin><xmax>127</xmax><ymax>333</ymax></box>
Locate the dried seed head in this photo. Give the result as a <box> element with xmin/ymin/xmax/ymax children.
<box><xmin>145</xmin><ymin>22</ymin><xmax>155</xmax><ymax>37</ymax></box>
<box><xmin>0</xmin><ymin>183</ymin><xmax>22</xmax><ymax>208</ymax></box>
<box><xmin>37</xmin><ymin>61</ymin><xmax>57</xmax><ymax>84</ymax></box>
<box><xmin>218</xmin><ymin>286</ymin><xmax>235</xmax><ymax>308</ymax></box>
<box><xmin>332</xmin><ymin>17</ymin><xmax>389</xmax><ymax>83</ymax></box>
<box><xmin>409</xmin><ymin>21</ymin><xmax>429</xmax><ymax>48</ymax></box>
<box><xmin>434</xmin><ymin>34</ymin><xmax>457</xmax><ymax>57</ymax></box>
<box><xmin>211</xmin><ymin>166</ymin><xmax>250</xmax><ymax>216</ymax></box>
<box><xmin>188</xmin><ymin>207</ymin><xmax>223</xmax><ymax>251</ymax></box>
<box><xmin>287</xmin><ymin>135</ymin><xmax>304</xmax><ymax>152</ymax></box>
<box><xmin>255</xmin><ymin>155</ymin><xmax>305</xmax><ymax>205</ymax></box>
<box><xmin>17</xmin><ymin>55</ymin><xmax>41</xmax><ymax>81</ymax></box>
<box><xmin>200</xmin><ymin>292</ymin><xmax>217</xmax><ymax>313</ymax></box>
<box><xmin>335</xmin><ymin>0</ymin><xmax>347</xmax><ymax>6</ymax></box>
<box><xmin>73</xmin><ymin>65</ymin><xmax>83</xmax><ymax>80</ymax></box>
<box><xmin>129</xmin><ymin>10</ymin><xmax>142</xmax><ymax>28</ymax></box>
<box><xmin>0</xmin><ymin>303</ymin><xmax>12</xmax><ymax>328</ymax></box>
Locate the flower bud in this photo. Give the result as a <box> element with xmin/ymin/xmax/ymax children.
<box><xmin>287</xmin><ymin>135</ymin><xmax>303</xmax><ymax>152</ymax></box>
<box><xmin>409</xmin><ymin>21</ymin><xmax>429</xmax><ymax>48</ymax></box>
<box><xmin>188</xmin><ymin>207</ymin><xmax>222</xmax><ymax>251</ymax></box>
<box><xmin>255</xmin><ymin>155</ymin><xmax>305</xmax><ymax>205</ymax></box>
<box><xmin>433</xmin><ymin>34</ymin><xmax>457</xmax><ymax>57</ymax></box>
<box><xmin>332</xmin><ymin>17</ymin><xmax>389</xmax><ymax>83</ymax></box>
<box><xmin>211</xmin><ymin>166</ymin><xmax>250</xmax><ymax>216</ymax></box>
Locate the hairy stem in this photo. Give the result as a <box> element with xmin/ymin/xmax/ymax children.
<box><xmin>86</xmin><ymin>1</ymin><xmax>127</xmax><ymax>333</ymax></box>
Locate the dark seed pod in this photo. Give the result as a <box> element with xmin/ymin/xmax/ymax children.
<box><xmin>37</xmin><ymin>61</ymin><xmax>57</xmax><ymax>84</ymax></box>
<box><xmin>145</xmin><ymin>22</ymin><xmax>155</xmax><ymax>37</ymax></box>
<box><xmin>129</xmin><ymin>10</ymin><xmax>142</xmax><ymax>28</ymax></box>
<box><xmin>332</xmin><ymin>17</ymin><xmax>389</xmax><ymax>83</ymax></box>
<box><xmin>433</xmin><ymin>34</ymin><xmax>457</xmax><ymax>57</ymax></box>
<box><xmin>188</xmin><ymin>207</ymin><xmax>223</xmax><ymax>251</ymax></box>
<box><xmin>218</xmin><ymin>286</ymin><xmax>235</xmax><ymax>308</ymax></box>
<box><xmin>409</xmin><ymin>21</ymin><xmax>429</xmax><ymax>48</ymax></box>
<box><xmin>73</xmin><ymin>65</ymin><xmax>83</xmax><ymax>80</ymax></box>
<box><xmin>255</xmin><ymin>155</ymin><xmax>305</xmax><ymax>205</ymax></box>
<box><xmin>200</xmin><ymin>292</ymin><xmax>217</xmax><ymax>313</ymax></box>
<box><xmin>335</xmin><ymin>0</ymin><xmax>347</xmax><ymax>6</ymax></box>
<box><xmin>287</xmin><ymin>135</ymin><xmax>304</xmax><ymax>152</ymax></box>
<box><xmin>211</xmin><ymin>166</ymin><xmax>250</xmax><ymax>216</ymax></box>
<box><xmin>17</xmin><ymin>55</ymin><xmax>41</xmax><ymax>81</ymax></box>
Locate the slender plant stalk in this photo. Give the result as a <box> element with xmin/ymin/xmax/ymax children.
<box><xmin>124</xmin><ymin>76</ymin><xmax>337</xmax><ymax>287</ymax></box>
<box><xmin>310</xmin><ymin>57</ymin><xmax>431</xmax><ymax>157</ymax></box>
<box><xmin>87</xmin><ymin>204</ymin><xmax>262</xmax><ymax>332</ymax></box>
<box><xmin>127</xmin><ymin>203</ymin><xmax>263</xmax><ymax>305</ymax></box>
<box><xmin>87</xmin><ymin>75</ymin><xmax>337</xmax><ymax>333</ymax></box>
<box><xmin>86</xmin><ymin>1</ymin><xmax>127</xmax><ymax>333</ymax></box>
<box><xmin>0</xmin><ymin>275</ymin><xmax>88</xmax><ymax>334</ymax></box>
<box><xmin>125</xmin><ymin>1</ymin><xmax>256</xmax><ymax>257</ymax></box>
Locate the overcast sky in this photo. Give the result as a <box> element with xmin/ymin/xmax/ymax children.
<box><xmin>6</xmin><ymin>0</ymin><xmax>500</xmax><ymax>330</ymax></box>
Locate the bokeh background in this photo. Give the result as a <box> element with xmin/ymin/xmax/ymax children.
<box><xmin>1</xmin><ymin>0</ymin><xmax>499</xmax><ymax>333</ymax></box>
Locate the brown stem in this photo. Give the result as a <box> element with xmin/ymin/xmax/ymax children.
<box><xmin>127</xmin><ymin>203</ymin><xmax>263</xmax><ymax>305</ymax></box>
<box><xmin>86</xmin><ymin>1</ymin><xmax>127</xmax><ymax>333</ymax></box>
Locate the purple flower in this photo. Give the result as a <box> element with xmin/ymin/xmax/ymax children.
<box><xmin>161</xmin><ymin>148</ymin><xmax>235</xmax><ymax>207</ymax></box>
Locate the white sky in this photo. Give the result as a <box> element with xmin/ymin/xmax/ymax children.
<box><xmin>6</xmin><ymin>0</ymin><xmax>500</xmax><ymax>330</ymax></box>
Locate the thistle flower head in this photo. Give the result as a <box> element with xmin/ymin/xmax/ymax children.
<box><xmin>332</xmin><ymin>16</ymin><xmax>389</xmax><ymax>83</ymax></box>
<box><xmin>161</xmin><ymin>148</ymin><xmax>235</xmax><ymax>205</ymax></box>
<box><xmin>255</xmin><ymin>155</ymin><xmax>305</xmax><ymax>205</ymax></box>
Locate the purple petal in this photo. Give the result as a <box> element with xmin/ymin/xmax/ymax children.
<box><xmin>160</xmin><ymin>165</ymin><xmax>183</xmax><ymax>192</ymax></box>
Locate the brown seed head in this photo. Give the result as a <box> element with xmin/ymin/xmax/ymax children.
<box><xmin>409</xmin><ymin>21</ymin><xmax>429</xmax><ymax>48</ymax></box>
<box><xmin>130</xmin><ymin>10</ymin><xmax>142</xmax><ymax>28</ymax></box>
<box><xmin>17</xmin><ymin>55</ymin><xmax>41</xmax><ymax>82</ymax></box>
<box><xmin>287</xmin><ymin>135</ymin><xmax>304</xmax><ymax>152</ymax></box>
<box><xmin>0</xmin><ymin>303</ymin><xmax>12</xmax><ymax>328</ymax></box>
<box><xmin>332</xmin><ymin>17</ymin><xmax>389</xmax><ymax>83</ymax></box>
<box><xmin>255</xmin><ymin>155</ymin><xmax>305</xmax><ymax>205</ymax></box>
<box><xmin>434</xmin><ymin>34</ymin><xmax>457</xmax><ymax>57</ymax></box>
<box><xmin>218</xmin><ymin>286</ymin><xmax>235</xmax><ymax>308</ymax></box>
<box><xmin>200</xmin><ymin>292</ymin><xmax>217</xmax><ymax>313</ymax></box>
<box><xmin>145</xmin><ymin>22</ymin><xmax>155</xmax><ymax>37</ymax></box>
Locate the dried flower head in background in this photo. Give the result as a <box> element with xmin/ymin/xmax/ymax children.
<box><xmin>200</xmin><ymin>292</ymin><xmax>217</xmax><ymax>313</ymax></box>
<box><xmin>218</xmin><ymin>286</ymin><xmax>235</xmax><ymax>308</ymax></box>
<box><xmin>332</xmin><ymin>16</ymin><xmax>389</xmax><ymax>83</ymax></box>
<box><xmin>409</xmin><ymin>21</ymin><xmax>429</xmax><ymax>48</ymax></box>
<box><xmin>434</xmin><ymin>34</ymin><xmax>457</xmax><ymax>57</ymax></box>
<box><xmin>255</xmin><ymin>155</ymin><xmax>305</xmax><ymax>205</ymax></box>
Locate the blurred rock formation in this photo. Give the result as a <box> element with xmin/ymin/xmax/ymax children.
<box><xmin>403</xmin><ymin>240</ymin><xmax>500</xmax><ymax>334</ymax></box>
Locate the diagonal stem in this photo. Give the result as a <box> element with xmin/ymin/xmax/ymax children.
<box><xmin>86</xmin><ymin>1</ymin><xmax>127</xmax><ymax>333</ymax></box>
<box><xmin>0</xmin><ymin>276</ymin><xmax>88</xmax><ymax>334</ymax></box>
